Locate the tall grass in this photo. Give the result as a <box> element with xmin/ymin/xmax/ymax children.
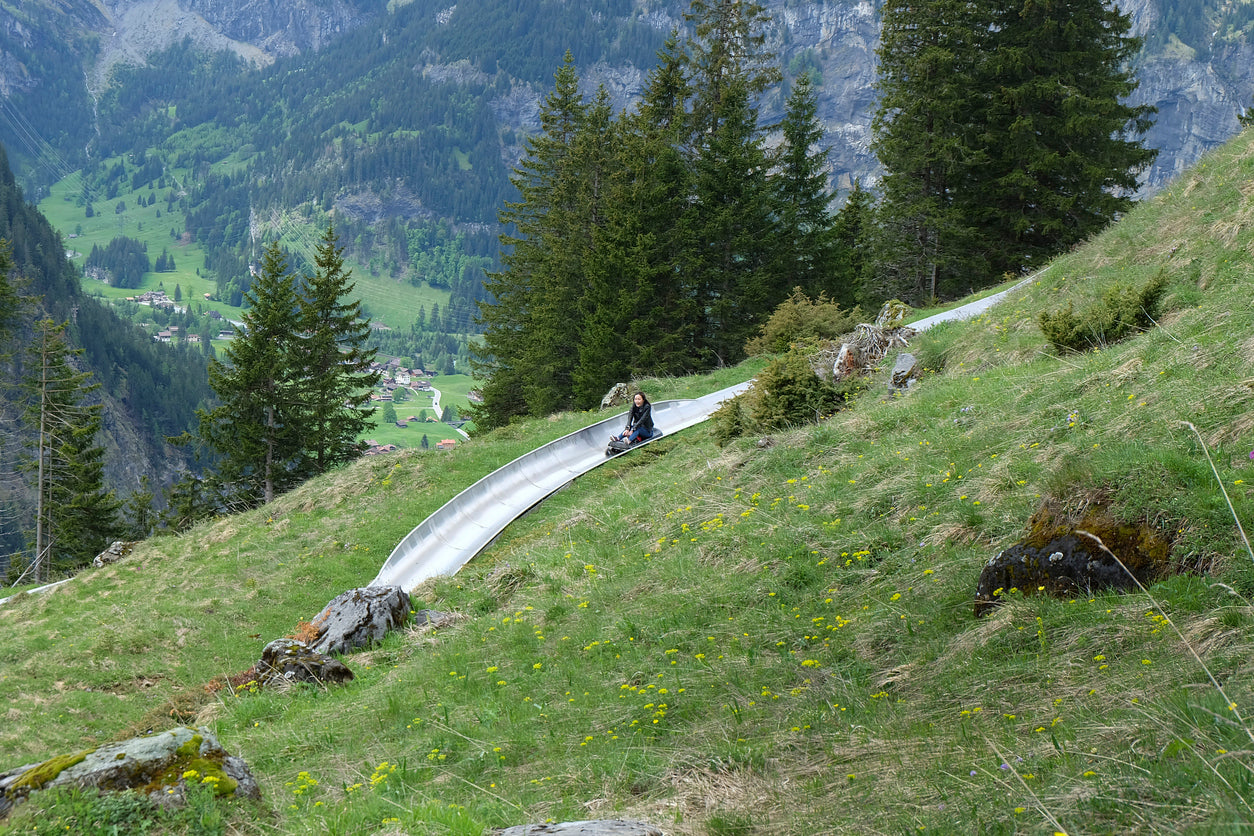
<box><xmin>5</xmin><ymin>138</ymin><xmax>1254</xmax><ymax>833</ymax></box>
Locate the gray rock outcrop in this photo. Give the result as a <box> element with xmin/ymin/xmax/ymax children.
<box><xmin>601</xmin><ymin>383</ymin><xmax>630</xmax><ymax>409</ymax></box>
<box><xmin>308</xmin><ymin>586</ymin><xmax>411</xmax><ymax>656</ymax></box>
<box><xmin>496</xmin><ymin>820</ymin><xmax>664</xmax><ymax>836</ymax></box>
<box><xmin>92</xmin><ymin>540</ymin><xmax>135</xmax><ymax>567</ymax></box>
<box><xmin>889</xmin><ymin>352</ymin><xmax>920</xmax><ymax>391</ymax></box>
<box><xmin>255</xmin><ymin>638</ymin><xmax>354</xmax><ymax>688</ymax></box>
<box><xmin>0</xmin><ymin>726</ymin><xmax>258</xmax><ymax>818</ymax></box>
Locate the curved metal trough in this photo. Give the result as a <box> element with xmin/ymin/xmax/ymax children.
<box><xmin>370</xmin><ymin>381</ymin><xmax>752</xmax><ymax>592</ymax></box>
<box><xmin>2</xmin><ymin>275</ymin><xmax>1036</xmax><ymax>608</ymax></box>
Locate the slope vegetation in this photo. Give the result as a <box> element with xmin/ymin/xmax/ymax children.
<box><xmin>3</xmin><ymin>135</ymin><xmax>1254</xmax><ymax>833</ymax></box>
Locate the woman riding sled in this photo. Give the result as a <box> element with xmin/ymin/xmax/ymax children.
<box><xmin>613</xmin><ymin>391</ymin><xmax>654</xmax><ymax>446</ymax></box>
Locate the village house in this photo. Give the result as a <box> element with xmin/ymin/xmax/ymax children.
<box><xmin>127</xmin><ymin>290</ymin><xmax>176</xmax><ymax>309</ymax></box>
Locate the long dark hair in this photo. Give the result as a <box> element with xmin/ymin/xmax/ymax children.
<box><xmin>632</xmin><ymin>390</ymin><xmax>650</xmax><ymax>408</ymax></box>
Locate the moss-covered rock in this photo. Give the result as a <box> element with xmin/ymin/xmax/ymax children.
<box><xmin>0</xmin><ymin>726</ymin><xmax>258</xmax><ymax>818</ymax></box>
<box><xmin>9</xmin><ymin>750</ymin><xmax>93</xmax><ymax>792</ymax></box>
<box><xmin>974</xmin><ymin>500</ymin><xmax>1175</xmax><ymax>616</ymax></box>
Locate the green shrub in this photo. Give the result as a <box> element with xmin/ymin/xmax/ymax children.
<box><xmin>750</xmin><ymin>350</ymin><xmax>852</xmax><ymax>430</ymax></box>
<box><xmin>1</xmin><ymin>785</ymin><xmax>223</xmax><ymax>836</ymax></box>
<box><xmin>710</xmin><ymin>393</ymin><xmax>751</xmax><ymax>447</ymax></box>
<box><xmin>712</xmin><ymin>349</ymin><xmax>860</xmax><ymax>445</ymax></box>
<box><xmin>1039</xmin><ymin>271</ymin><xmax>1168</xmax><ymax>352</ymax></box>
<box><xmin>745</xmin><ymin>287</ymin><xmax>862</xmax><ymax>356</ymax></box>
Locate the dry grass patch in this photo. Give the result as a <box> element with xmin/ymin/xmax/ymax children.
<box><xmin>663</xmin><ymin>765</ymin><xmax>786</xmax><ymax>831</ymax></box>
<box><xmin>1208</xmin><ymin>217</ymin><xmax>1253</xmax><ymax>249</ymax></box>
<box><xmin>1205</xmin><ymin>408</ymin><xmax>1254</xmax><ymax>447</ymax></box>
<box><xmin>921</xmin><ymin>521</ymin><xmax>987</xmax><ymax>547</ymax></box>
<box><xmin>1180</xmin><ymin>611</ymin><xmax>1254</xmax><ymax>657</ymax></box>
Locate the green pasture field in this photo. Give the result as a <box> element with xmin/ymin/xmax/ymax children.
<box><xmin>36</xmin><ymin>155</ymin><xmax>451</xmax><ymax>332</ymax></box>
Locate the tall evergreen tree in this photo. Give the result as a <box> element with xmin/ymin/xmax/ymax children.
<box><xmin>974</xmin><ymin>0</ymin><xmax>1156</xmax><ymax>275</ymax></box>
<box><xmin>870</xmin><ymin>0</ymin><xmax>989</xmax><ymax>305</ymax></box>
<box><xmin>689</xmin><ymin>77</ymin><xmax>779</xmax><ymax>364</ymax></box>
<box><xmin>871</xmin><ymin>0</ymin><xmax>1155</xmax><ymax>303</ymax></box>
<box><xmin>572</xmin><ymin>33</ymin><xmax>701</xmax><ymax>404</ymax></box>
<box><xmin>683</xmin><ymin>0</ymin><xmax>787</xmax><ymax>363</ymax></box>
<box><xmin>833</xmin><ymin>181</ymin><xmax>875</xmax><ymax>310</ymax></box>
<box><xmin>297</xmin><ymin>223</ymin><xmax>380</xmax><ymax>476</ymax></box>
<box><xmin>771</xmin><ymin>72</ymin><xmax>840</xmax><ymax>299</ymax></box>
<box><xmin>475</xmin><ymin>52</ymin><xmax>587</xmax><ymax>427</ymax></box>
<box><xmin>0</xmin><ymin>241</ymin><xmax>19</xmax><ymax>336</ymax></box>
<box><xmin>21</xmin><ymin>318</ymin><xmax>119</xmax><ymax>581</ymax></box>
<box><xmin>199</xmin><ymin>242</ymin><xmax>302</xmax><ymax>505</ymax></box>
<box><xmin>684</xmin><ymin>0</ymin><xmax>780</xmax><ymax>140</ymax></box>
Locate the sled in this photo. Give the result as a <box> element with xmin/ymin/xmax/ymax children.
<box><xmin>605</xmin><ymin>429</ymin><xmax>663</xmax><ymax>456</ymax></box>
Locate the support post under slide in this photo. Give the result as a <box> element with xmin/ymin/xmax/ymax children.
<box><xmin>370</xmin><ymin>381</ymin><xmax>752</xmax><ymax>592</ymax></box>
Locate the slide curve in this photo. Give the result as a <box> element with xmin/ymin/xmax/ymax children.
<box><xmin>2</xmin><ymin>276</ymin><xmax>1033</xmax><ymax>608</ymax></box>
<box><xmin>370</xmin><ymin>381</ymin><xmax>753</xmax><ymax>592</ymax></box>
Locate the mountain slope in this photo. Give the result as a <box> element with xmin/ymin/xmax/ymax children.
<box><xmin>0</xmin><ymin>146</ymin><xmax>211</xmax><ymax>567</ymax></box>
<box><xmin>2</xmin><ymin>129</ymin><xmax>1253</xmax><ymax>833</ymax></box>
<box><xmin>4</xmin><ymin>0</ymin><xmax>1253</xmax><ymax>201</ymax></box>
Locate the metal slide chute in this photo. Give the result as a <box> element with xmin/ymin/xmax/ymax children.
<box><xmin>370</xmin><ymin>381</ymin><xmax>752</xmax><ymax>591</ymax></box>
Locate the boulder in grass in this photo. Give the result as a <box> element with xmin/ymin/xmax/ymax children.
<box><xmin>0</xmin><ymin>727</ymin><xmax>258</xmax><ymax>817</ymax></box>
<box><xmin>92</xmin><ymin>540</ymin><xmax>135</xmax><ymax>567</ymax></box>
<box><xmin>496</xmin><ymin>820</ymin><xmax>664</xmax><ymax>836</ymax></box>
<box><xmin>308</xmin><ymin>585</ymin><xmax>411</xmax><ymax>656</ymax></box>
<box><xmin>890</xmin><ymin>352</ymin><xmax>920</xmax><ymax>391</ymax></box>
<box><xmin>601</xmin><ymin>382</ymin><xmax>630</xmax><ymax>409</ymax></box>
<box><xmin>974</xmin><ymin>500</ymin><xmax>1174</xmax><ymax>617</ymax></box>
<box><xmin>254</xmin><ymin>638</ymin><xmax>354</xmax><ymax>689</ymax></box>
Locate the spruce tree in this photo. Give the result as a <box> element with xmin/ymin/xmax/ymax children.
<box><xmin>296</xmin><ymin>223</ymin><xmax>380</xmax><ymax>476</ymax></box>
<box><xmin>684</xmin><ymin>0</ymin><xmax>780</xmax><ymax>140</ymax></box>
<box><xmin>871</xmin><ymin>0</ymin><xmax>1155</xmax><ymax>303</ymax></box>
<box><xmin>199</xmin><ymin>242</ymin><xmax>302</xmax><ymax>505</ymax></box>
<box><xmin>871</xmin><ymin>0</ymin><xmax>989</xmax><ymax>304</ymax></box>
<box><xmin>974</xmin><ymin>0</ymin><xmax>1156</xmax><ymax>275</ymax></box>
<box><xmin>833</xmin><ymin>181</ymin><xmax>875</xmax><ymax>310</ymax></box>
<box><xmin>683</xmin><ymin>0</ymin><xmax>786</xmax><ymax>364</ymax></box>
<box><xmin>771</xmin><ymin>72</ymin><xmax>840</xmax><ymax>300</ymax></box>
<box><xmin>21</xmin><ymin>318</ymin><xmax>119</xmax><ymax>580</ymax></box>
<box><xmin>689</xmin><ymin>77</ymin><xmax>779</xmax><ymax>364</ymax></box>
<box><xmin>475</xmin><ymin>52</ymin><xmax>587</xmax><ymax>427</ymax></box>
<box><xmin>571</xmin><ymin>35</ymin><xmax>703</xmax><ymax>405</ymax></box>
<box><xmin>0</xmin><ymin>241</ymin><xmax>19</xmax><ymax>335</ymax></box>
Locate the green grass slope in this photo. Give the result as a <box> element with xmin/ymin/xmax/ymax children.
<box><xmin>36</xmin><ymin>154</ymin><xmax>452</xmax><ymax>331</ymax></box>
<box><xmin>4</xmin><ymin>135</ymin><xmax>1254</xmax><ymax>834</ymax></box>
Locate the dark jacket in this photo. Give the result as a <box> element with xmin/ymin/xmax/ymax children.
<box><xmin>625</xmin><ymin>402</ymin><xmax>654</xmax><ymax>435</ymax></box>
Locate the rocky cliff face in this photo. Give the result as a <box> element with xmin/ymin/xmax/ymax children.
<box><xmin>1132</xmin><ymin>46</ymin><xmax>1254</xmax><ymax>189</ymax></box>
<box><xmin>754</xmin><ymin>0</ymin><xmax>1254</xmax><ymax>195</ymax></box>
<box><xmin>181</xmin><ymin>0</ymin><xmax>373</xmax><ymax>57</ymax></box>
<box><xmin>6</xmin><ymin>0</ymin><xmax>1253</xmax><ymax>197</ymax></box>
<box><xmin>769</xmin><ymin>0</ymin><xmax>881</xmax><ymax>191</ymax></box>
<box><xmin>86</xmin><ymin>0</ymin><xmax>374</xmax><ymax>91</ymax></box>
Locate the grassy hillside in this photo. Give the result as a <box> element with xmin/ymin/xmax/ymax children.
<box><xmin>4</xmin><ymin>133</ymin><xmax>1254</xmax><ymax>835</ymax></box>
<box><xmin>36</xmin><ymin>158</ymin><xmax>452</xmax><ymax>330</ymax></box>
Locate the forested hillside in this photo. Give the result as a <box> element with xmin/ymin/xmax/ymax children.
<box><xmin>5</xmin><ymin>0</ymin><xmax>1253</xmax><ymax>357</ymax></box>
<box><xmin>0</xmin><ymin>147</ymin><xmax>212</xmax><ymax>576</ymax></box>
